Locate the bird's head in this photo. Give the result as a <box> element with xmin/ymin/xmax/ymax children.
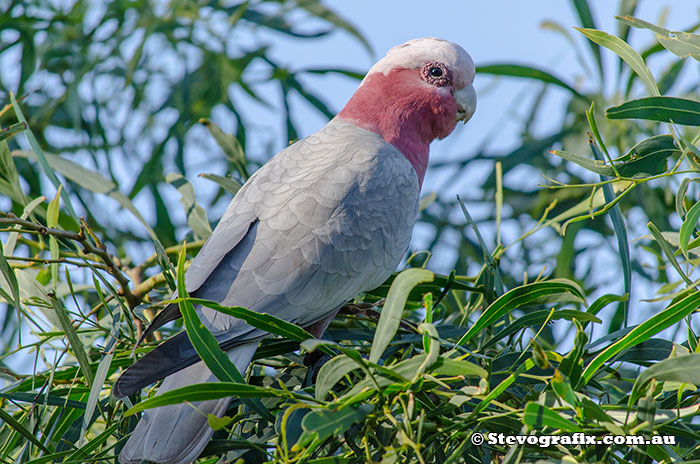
<box><xmin>338</xmin><ymin>37</ymin><xmax>476</xmax><ymax>184</ymax></box>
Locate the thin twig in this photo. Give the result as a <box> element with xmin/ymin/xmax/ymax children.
<box><xmin>0</xmin><ymin>214</ymin><xmax>140</xmax><ymax>308</ymax></box>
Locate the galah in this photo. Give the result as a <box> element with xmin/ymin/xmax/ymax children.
<box><xmin>114</xmin><ymin>37</ymin><xmax>476</xmax><ymax>464</ymax></box>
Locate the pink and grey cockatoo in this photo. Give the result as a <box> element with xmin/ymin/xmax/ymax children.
<box><xmin>114</xmin><ymin>37</ymin><xmax>476</xmax><ymax>464</ymax></box>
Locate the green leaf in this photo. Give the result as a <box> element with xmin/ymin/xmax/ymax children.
<box><xmin>482</xmin><ymin>309</ymin><xmax>601</xmax><ymax>350</ymax></box>
<box><xmin>572</xmin><ymin>0</ymin><xmax>604</xmax><ymax>78</ymax></box>
<box><xmin>551</xmin><ymin>370</ymin><xmax>580</xmax><ymax>410</ymax></box>
<box><xmin>523</xmin><ymin>402</ymin><xmax>583</xmax><ymax>432</ymax></box>
<box><xmin>14</xmin><ymin>149</ymin><xmax>159</xmax><ymax>241</ymax></box>
<box><xmin>166</xmin><ymin>173</ymin><xmax>212</xmax><ymax>241</ymax></box>
<box><xmin>199</xmin><ymin>173</ymin><xmax>242</xmax><ymax>195</ymax></box>
<box><xmin>587</xmin><ymin>293</ymin><xmax>629</xmax><ymax>320</ymax></box>
<box><xmin>0</xmin><ymin>121</ymin><xmax>27</xmax><ymax>142</ymax></box>
<box><xmin>0</xmin><ymin>241</ymin><xmax>21</xmax><ymax>310</ymax></box>
<box><xmin>0</xmin><ymin>392</ymin><xmax>86</xmax><ymax>410</ymax></box>
<box><xmin>175</xmin><ymin>247</ymin><xmax>274</xmax><ymax>422</ymax></box>
<box><xmin>124</xmin><ymin>382</ymin><xmax>294</xmax><ymax>416</ymax></box>
<box><xmin>65</xmin><ymin>423</ymin><xmax>119</xmax><ymax>463</ymax></box>
<box><xmin>0</xmin><ymin>408</ymin><xmax>51</xmax><ymax>453</ymax></box>
<box><xmin>582</xmin><ymin>290</ymin><xmax>700</xmax><ymax>384</ymax></box>
<box><xmin>456</xmin><ymin>279</ymin><xmax>586</xmax><ymax>346</ymax></box>
<box><xmin>631</xmin><ymin>354</ymin><xmax>700</xmax><ymax>404</ymax></box>
<box><xmin>606</xmin><ymin>96</ymin><xmax>700</xmax><ymax>126</ymax></box>
<box><xmin>680</xmin><ymin>200</ymin><xmax>700</xmax><ymax>258</ymax></box>
<box><xmin>300</xmin><ymin>404</ymin><xmax>373</xmax><ymax>445</ymax></box>
<box><xmin>184</xmin><ymin>298</ymin><xmax>334</xmax><ymax>356</ymax></box>
<box><xmin>575</xmin><ymin>28</ymin><xmax>659</xmax><ymax>96</ymax></box>
<box><xmin>10</xmin><ymin>93</ymin><xmax>80</xmax><ymax>220</ymax></box>
<box><xmin>200</xmin><ymin>118</ymin><xmax>249</xmax><ymax>180</ymax></box>
<box><xmin>551</xmin><ymin>135</ymin><xmax>679</xmax><ymax>178</ymax></box>
<box><xmin>342</xmin><ymin>354</ymin><xmax>486</xmax><ymax>401</ymax></box>
<box><xmin>315</xmin><ymin>354</ymin><xmax>362</xmax><ymax>401</ymax></box>
<box><xmin>369</xmin><ymin>268</ymin><xmax>433</xmax><ymax>364</ymax></box>
<box><xmin>648</xmin><ymin>222</ymin><xmax>693</xmax><ymax>286</ymax></box>
<box><xmin>295</xmin><ymin>1</ymin><xmax>372</xmax><ymax>55</ymax></box>
<box><xmin>0</xmin><ymin>140</ymin><xmax>27</xmax><ymax>205</ymax></box>
<box><xmin>476</xmin><ymin>64</ymin><xmax>582</xmax><ymax>97</ymax></box>
<box><xmin>51</xmin><ymin>297</ymin><xmax>94</xmax><ymax>385</ymax></box>
<box><xmin>618</xmin><ymin>16</ymin><xmax>700</xmax><ymax>62</ymax></box>
<box><xmin>589</xmin><ymin>141</ymin><xmax>630</xmax><ymax>328</ymax></box>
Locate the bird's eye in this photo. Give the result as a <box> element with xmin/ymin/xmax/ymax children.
<box><xmin>429</xmin><ymin>67</ymin><xmax>443</xmax><ymax>78</ymax></box>
<box><xmin>421</xmin><ymin>62</ymin><xmax>452</xmax><ymax>87</ymax></box>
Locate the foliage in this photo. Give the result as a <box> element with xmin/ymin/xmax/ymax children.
<box><xmin>1</xmin><ymin>1</ymin><xmax>700</xmax><ymax>463</ymax></box>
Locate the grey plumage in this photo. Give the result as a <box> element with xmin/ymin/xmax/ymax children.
<box><xmin>116</xmin><ymin>118</ymin><xmax>420</xmax><ymax>463</ymax></box>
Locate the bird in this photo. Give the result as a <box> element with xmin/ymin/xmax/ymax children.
<box><xmin>114</xmin><ymin>37</ymin><xmax>476</xmax><ymax>464</ymax></box>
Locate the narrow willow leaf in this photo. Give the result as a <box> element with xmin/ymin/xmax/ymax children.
<box><xmin>620</xmin><ymin>16</ymin><xmax>700</xmax><ymax>62</ymax></box>
<box><xmin>14</xmin><ymin>149</ymin><xmax>159</xmax><ymax>241</ymax></box>
<box><xmin>0</xmin><ymin>392</ymin><xmax>86</xmax><ymax>409</ymax></box>
<box><xmin>199</xmin><ymin>173</ymin><xmax>241</xmax><ymax>195</ymax></box>
<box><xmin>551</xmin><ymin>370</ymin><xmax>581</xmax><ymax>409</ymax></box>
<box><xmin>587</xmin><ymin>293</ymin><xmax>629</xmax><ymax>319</ymax></box>
<box><xmin>343</xmin><ymin>354</ymin><xmax>486</xmax><ymax>400</ymax></box>
<box><xmin>200</xmin><ymin>118</ymin><xmax>249</xmax><ymax>180</ymax></box>
<box><xmin>469</xmin><ymin>359</ymin><xmax>534</xmax><ymax>419</ymax></box>
<box><xmin>124</xmin><ymin>382</ymin><xmax>292</xmax><ymax>416</ymax></box>
<box><xmin>10</xmin><ymin>92</ymin><xmax>79</xmax><ymax>219</ymax></box>
<box><xmin>418</xmin><ymin>191</ymin><xmax>436</xmax><ymax>212</ymax></box>
<box><xmin>300</xmin><ymin>404</ymin><xmax>372</xmax><ymax>445</ymax></box>
<box><xmin>185</xmin><ymin>298</ymin><xmax>333</xmax><ymax>356</ymax></box>
<box><xmin>51</xmin><ymin>298</ymin><xmax>94</xmax><ymax>385</ymax></box>
<box><xmin>679</xmin><ymin>200</ymin><xmax>700</xmax><ymax>258</ymax></box>
<box><xmin>66</xmin><ymin>423</ymin><xmax>119</xmax><ymax>463</ymax></box>
<box><xmin>0</xmin><ymin>408</ymin><xmax>51</xmax><ymax>453</ymax></box>
<box><xmin>631</xmin><ymin>354</ymin><xmax>700</xmax><ymax>404</ymax></box>
<box><xmin>523</xmin><ymin>402</ymin><xmax>583</xmax><ymax>432</ymax></box>
<box><xmin>551</xmin><ymin>135</ymin><xmax>678</xmax><ymax>178</ymax></box>
<box><xmin>456</xmin><ymin>279</ymin><xmax>587</xmax><ymax>346</ymax></box>
<box><xmin>166</xmin><ymin>173</ymin><xmax>212</xmax><ymax>240</ymax></box>
<box><xmin>0</xmin><ymin>140</ymin><xmax>26</xmax><ymax>204</ymax></box>
<box><xmin>582</xmin><ymin>290</ymin><xmax>700</xmax><ymax>384</ymax></box>
<box><xmin>369</xmin><ymin>268</ymin><xmax>433</xmax><ymax>363</ymax></box>
<box><xmin>482</xmin><ymin>309</ymin><xmax>601</xmax><ymax>350</ymax></box>
<box><xmin>0</xmin><ymin>121</ymin><xmax>27</xmax><ymax>142</ymax></box>
<box><xmin>0</xmin><ymin>241</ymin><xmax>20</xmax><ymax>309</ymax></box>
<box><xmin>648</xmin><ymin>222</ymin><xmax>693</xmax><ymax>286</ymax></box>
<box><xmin>589</xmin><ymin>142</ymin><xmax>631</xmax><ymax>327</ymax></box>
<box><xmin>47</xmin><ymin>185</ymin><xmax>61</xmax><ymax>289</ymax></box>
<box><xmin>5</xmin><ymin>196</ymin><xmax>45</xmax><ymax>255</ymax></box>
<box><xmin>176</xmin><ymin>247</ymin><xmax>274</xmax><ymax>422</ymax></box>
<box><xmin>606</xmin><ymin>96</ymin><xmax>700</xmax><ymax>126</ymax></box>
<box><xmin>79</xmin><ymin>351</ymin><xmax>112</xmax><ymax>445</ymax></box>
<box><xmin>572</xmin><ymin>0</ymin><xmax>603</xmax><ymax>78</ymax></box>
<box><xmin>476</xmin><ymin>64</ymin><xmax>582</xmax><ymax>97</ymax></box>
<box><xmin>413</xmin><ymin>322</ymin><xmax>440</xmax><ymax>381</ymax></box>
<box><xmin>295</xmin><ymin>2</ymin><xmax>371</xmax><ymax>54</ymax></box>
<box><xmin>576</xmin><ymin>28</ymin><xmax>659</xmax><ymax>96</ymax></box>
<box><xmin>315</xmin><ymin>354</ymin><xmax>362</xmax><ymax>401</ymax></box>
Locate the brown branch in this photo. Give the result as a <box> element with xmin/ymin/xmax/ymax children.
<box><xmin>0</xmin><ymin>214</ymin><xmax>140</xmax><ymax>309</ymax></box>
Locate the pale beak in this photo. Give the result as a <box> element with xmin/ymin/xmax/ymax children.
<box><xmin>454</xmin><ymin>84</ymin><xmax>477</xmax><ymax>123</ymax></box>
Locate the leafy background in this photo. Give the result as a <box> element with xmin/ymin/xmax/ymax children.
<box><xmin>0</xmin><ymin>0</ymin><xmax>699</xmax><ymax>463</ymax></box>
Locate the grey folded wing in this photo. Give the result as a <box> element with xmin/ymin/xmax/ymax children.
<box><xmin>114</xmin><ymin>119</ymin><xmax>419</xmax><ymax>397</ymax></box>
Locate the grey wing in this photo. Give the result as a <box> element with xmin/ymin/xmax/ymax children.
<box><xmin>199</xmin><ymin>120</ymin><xmax>420</xmax><ymax>335</ymax></box>
<box><xmin>116</xmin><ymin>120</ymin><xmax>419</xmax><ymax>396</ymax></box>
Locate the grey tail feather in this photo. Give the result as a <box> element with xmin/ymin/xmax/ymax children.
<box><xmin>114</xmin><ymin>331</ymin><xmax>197</xmax><ymax>398</ymax></box>
<box><xmin>134</xmin><ymin>303</ymin><xmax>182</xmax><ymax>351</ymax></box>
<box><xmin>118</xmin><ymin>342</ymin><xmax>258</xmax><ymax>464</ymax></box>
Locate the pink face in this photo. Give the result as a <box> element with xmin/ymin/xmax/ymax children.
<box><xmin>338</xmin><ymin>38</ymin><xmax>476</xmax><ymax>186</ymax></box>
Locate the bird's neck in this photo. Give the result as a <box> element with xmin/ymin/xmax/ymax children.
<box><xmin>338</xmin><ymin>68</ymin><xmax>458</xmax><ymax>186</ymax></box>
